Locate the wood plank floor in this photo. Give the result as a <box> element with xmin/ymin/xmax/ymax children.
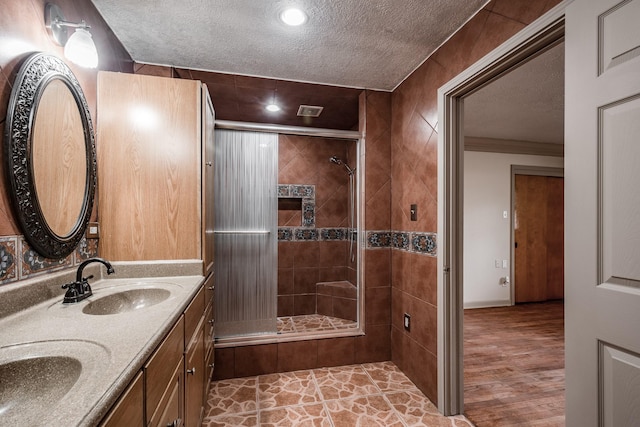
<box><xmin>463</xmin><ymin>301</ymin><xmax>565</xmax><ymax>427</ymax></box>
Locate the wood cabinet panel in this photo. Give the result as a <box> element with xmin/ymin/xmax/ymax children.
<box><xmin>145</xmin><ymin>316</ymin><xmax>185</xmax><ymax>422</ymax></box>
<box><xmin>202</xmin><ymin>85</ymin><xmax>215</xmax><ymax>276</ymax></box>
<box><xmin>185</xmin><ymin>286</ymin><xmax>205</xmax><ymax>346</ymax></box>
<box><xmin>100</xmin><ymin>372</ymin><xmax>144</xmax><ymax>427</ymax></box>
<box><xmin>148</xmin><ymin>358</ymin><xmax>183</xmax><ymax>427</ymax></box>
<box><xmin>204</xmin><ymin>345</ymin><xmax>214</xmax><ymax>401</ymax></box>
<box><xmin>204</xmin><ymin>271</ymin><xmax>214</xmax><ymax>311</ymax></box>
<box><xmin>204</xmin><ymin>302</ymin><xmax>214</xmax><ymax>356</ymax></box>
<box><xmin>185</xmin><ymin>326</ymin><xmax>205</xmax><ymax>427</ymax></box>
<box><xmin>97</xmin><ymin>72</ymin><xmax>202</xmax><ymax>261</ymax></box>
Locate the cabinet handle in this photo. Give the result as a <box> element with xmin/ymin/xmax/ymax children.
<box><xmin>167</xmin><ymin>418</ymin><xmax>181</xmax><ymax>427</ymax></box>
<box><xmin>206</xmin><ymin>161</ymin><xmax>212</xmax><ymax>166</ymax></box>
<box><xmin>207</xmin><ymin>286</ymin><xmax>214</xmax><ymax>290</ymax></box>
<box><xmin>208</xmin><ymin>319</ymin><xmax>215</xmax><ymax>325</ymax></box>
<box><xmin>208</xmin><ymin>363</ymin><xmax>215</xmax><ymax>369</ymax></box>
<box><xmin>187</xmin><ymin>367</ymin><xmax>196</xmax><ymax>375</ymax></box>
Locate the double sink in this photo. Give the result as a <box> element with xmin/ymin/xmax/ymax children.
<box><xmin>0</xmin><ymin>267</ymin><xmax>204</xmax><ymax>426</ymax></box>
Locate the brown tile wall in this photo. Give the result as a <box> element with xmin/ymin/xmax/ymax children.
<box><xmin>214</xmin><ymin>90</ymin><xmax>393</xmax><ymax>380</ymax></box>
<box><xmin>389</xmin><ymin>0</ymin><xmax>562</xmax><ymax>404</ymax></box>
<box><xmin>317</xmin><ymin>281</ymin><xmax>357</xmax><ymax>321</ymax></box>
<box><xmin>277</xmin><ymin>134</ymin><xmax>356</xmax><ymax>316</ymax></box>
<box><xmin>0</xmin><ymin>0</ymin><xmax>132</xmax><ymax>285</ymax></box>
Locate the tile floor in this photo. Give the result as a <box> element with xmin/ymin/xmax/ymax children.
<box><xmin>277</xmin><ymin>314</ymin><xmax>357</xmax><ymax>334</ymax></box>
<box><xmin>202</xmin><ymin>361</ymin><xmax>474</xmax><ymax>426</ymax></box>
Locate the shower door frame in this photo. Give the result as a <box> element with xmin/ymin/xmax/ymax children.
<box><xmin>214</xmin><ymin>120</ymin><xmax>365</xmax><ymax>347</ymax></box>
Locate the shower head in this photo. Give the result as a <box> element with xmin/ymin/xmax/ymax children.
<box><xmin>329</xmin><ymin>155</ymin><xmax>355</xmax><ymax>175</ymax></box>
<box><xmin>329</xmin><ymin>156</ymin><xmax>342</xmax><ymax>165</ymax></box>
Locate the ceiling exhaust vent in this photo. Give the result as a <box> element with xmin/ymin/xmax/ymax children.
<box><xmin>297</xmin><ymin>105</ymin><xmax>324</xmax><ymax>117</ymax></box>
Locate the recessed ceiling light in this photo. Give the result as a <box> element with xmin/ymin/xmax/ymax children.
<box><xmin>280</xmin><ymin>8</ymin><xmax>306</xmax><ymax>26</ymax></box>
<box><xmin>266</xmin><ymin>104</ymin><xmax>281</xmax><ymax>112</ymax></box>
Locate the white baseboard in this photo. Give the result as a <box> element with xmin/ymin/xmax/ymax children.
<box><xmin>463</xmin><ymin>300</ymin><xmax>512</xmax><ymax>309</ymax></box>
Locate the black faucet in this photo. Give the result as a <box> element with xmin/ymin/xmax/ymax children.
<box><xmin>62</xmin><ymin>257</ymin><xmax>115</xmax><ymax>304</ymax></box>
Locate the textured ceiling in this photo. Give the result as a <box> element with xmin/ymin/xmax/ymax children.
<box><xmin>464</xmin><ymin>42</ymin><xmax>565</xmax><ymax>145</ymax></box>
<box><xmin>90</xmin><ymin>0</ymin><xmax>487</xmax><ymax>91</ymax></box>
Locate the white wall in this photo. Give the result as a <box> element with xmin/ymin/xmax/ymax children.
<box><xmin>463</xmin><ymin>151</ymin><xmax>564</xmax><ymax>308</ymax></box>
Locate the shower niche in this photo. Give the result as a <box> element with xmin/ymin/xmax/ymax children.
<box><xmin>214</xmin><ymin>129</ymin><xmax>360</xmax><ymax>343</ymax></box>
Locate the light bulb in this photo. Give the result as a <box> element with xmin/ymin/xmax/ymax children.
<box><xmin>266</xmin><ymin>104</ymin><xmax>281</xmax><ymax>112</ymax></box>
<box><xmin>280</xmin><ymin>8</ymin><xmax>306</xmax><ymax>26</ymax></box>
<box><xmin>64</xmin><ymin>28</ymin><xmax>98</xmax><ymax>68</ymax></box>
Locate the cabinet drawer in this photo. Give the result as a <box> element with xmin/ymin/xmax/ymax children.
<box><xmin>100</xmin><ymin>371</ymin><xmax>144</xmax><ymax>427</ymax></box>
<box><xmin>184</xmin><ymin>286</ymin><xmax>205</xmax><ymax>345</ymax></box>
<box><xmin>145</xmin><ymin>316</ymin><xmax>184</xmax><ymax>422</ymax></box>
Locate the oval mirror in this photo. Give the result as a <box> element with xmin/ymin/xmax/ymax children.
<box><xmin>4</xmin><ymin>53</ymin><xmax>96</xmax><ymax>259</ymax></box>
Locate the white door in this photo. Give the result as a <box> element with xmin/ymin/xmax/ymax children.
<box><xmin>565</xmin><ymin>0</ymin><xmax>640</xmax><ymax>425</ymax></box>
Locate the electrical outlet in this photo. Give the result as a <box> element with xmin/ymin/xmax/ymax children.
<box><xmin>502</xmin><ymin>259</ymin><xmax>508</xmax><ymax>269</ymax></box>
<box><xmin>403</xmin><ymin>313</ymin><xmax>411</xmax><ymax>331</ymax></box>
<box><xmin>86</xmin><ymin>222</ymin><xmax>99</xmax><ymax>239</ymax></box>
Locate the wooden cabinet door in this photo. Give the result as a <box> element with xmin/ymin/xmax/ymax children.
<box><xmin>97</xmin><ymin>72</ymin><xmax>202</xmax><ymax>261</ymax></box>
<box><xmin>514</xmin><ymin>174</ymin><xmax>564</xmax><ymax>303</ymax></box>
<box><xmin>149</xmin><ymin>360</ymin><xmax>184</xmax><ymax>427</ymax></box>
<box><xmin>145</xmin><ymin>317</ymin><xmax>185</xmax><ymax>423</ymax></box>
<box><xmin>100</xmin><ymin>372</ymin><xmax>144</xmax><ymax>427</ymax></box>
<box><xmin>184</xmin><ymin>326</ymin><xmax>205</xmax><ymax>427</ymax></box>
<box><xmin>202</xmin><ymin>85</ymin><xmax>215</xmax><ymax>276</ymax></box>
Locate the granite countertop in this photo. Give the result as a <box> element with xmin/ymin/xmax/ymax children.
<box><xmin>0</xmin><ymin>260</ymin><xmax>205</xmax><ymax>427</ymax></box>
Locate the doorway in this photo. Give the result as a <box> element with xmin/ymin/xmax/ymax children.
<box><xmin>436</xmin><ymin>3</ymin><xmax>567</xmax><ymax>417</ymax></box>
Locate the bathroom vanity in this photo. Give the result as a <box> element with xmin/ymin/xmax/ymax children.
<box><xmin>1</xmin><ymin>56</ymin><xmax>216</xmax><ymax>427</ymax></box>
<box><xmin>91</xmin><ymin>71</ymin><xmax>217</xmax><ymax>426</ymax></box>
<box><xmin>0</xmin><ymin>260</ymin><xmax>213</xmax><ymax>427</ymax></box>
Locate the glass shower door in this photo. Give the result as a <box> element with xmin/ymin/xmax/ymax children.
<box><xmin>214</xmin><ymin>130</ymin><xmax>278</xmax><ymax>337</ymax></box>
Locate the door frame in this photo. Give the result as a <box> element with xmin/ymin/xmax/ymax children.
<box><xmin>436</xmin><ymin>2</ymin><xmax>570</xmax><ymax>415</ymax></box>
<box><xmin>510</xmin><ymin>165</ymin><xmax>564</xmax><ymax>305</ymax></box>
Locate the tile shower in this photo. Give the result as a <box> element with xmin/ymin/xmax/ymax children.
<box><xmin>277</xmin><ymin>134</ymin><xmax>358</xmax><ymax>331</ymax></box>
<box><xmin>214</xmin><ymin>130</ymin><xmax>359</xmax><ymax>339</ymax></box>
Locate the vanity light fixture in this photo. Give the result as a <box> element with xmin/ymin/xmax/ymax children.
<box><xmin>266</xmin><ymin>104</ymin><xmax>281</xmax><ymax>112</ymax></box>
<box><xmin>45</xmin><ymin>3</ymin><xmax>99</xmax><ymax>68</ymax></box>
<box><xmin>280</xmin><ymin>8</ymin><xmax>307</xmax><ymax>26</ymax></box>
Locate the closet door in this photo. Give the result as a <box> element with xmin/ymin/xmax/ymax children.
<box><xmin>514</xmin><ymin>174</ymin><xmax>564</xmax><ymax>303</ymax></box>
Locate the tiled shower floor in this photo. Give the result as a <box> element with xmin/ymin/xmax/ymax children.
<box><xmin>277</xmin><ymin>314</ymin><xmax>357</xmax><ymax>334</ymax></box>
<box><xmin>202</xmin><ymin>361</ymin><xmax>474</xmax><ymax>426</ymax></box>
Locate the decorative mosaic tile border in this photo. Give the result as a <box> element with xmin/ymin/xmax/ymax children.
<box><xmin>0</xmin><ymin>235</ymin><xmax>99</xmax><ymax>286</ymax></box>
<box><xmin>278</xmin><ymin>227</ymin><xmax>354</xmax><ymax>242</ymax></box>
<box><xmin>366</xmin><ymin>230</ymin><xmax>437</xmax><ymax>256</ymax></box>
<box><xmin>278</xmin><ymin>184</ymin><xmax>315</xmax><ymax>227</ymax></box>
<box><xmin>0</xmin><ymin>236</ymin><xmax>18</xmax><ymax>284</ymax></box>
